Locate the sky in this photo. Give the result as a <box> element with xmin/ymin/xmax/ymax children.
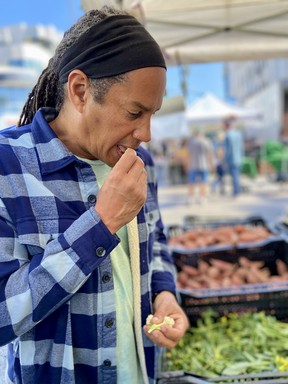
<box><xmin>0</xmin><ymin>0</ymin><xmax>226</xmax><ymax>106</ymax></box>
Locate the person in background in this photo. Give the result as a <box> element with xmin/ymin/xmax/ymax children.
<box><xmin>211</xmin><ymin>131</ymin><xmax>226</xmax><ymax>195</ymax></box>
<box><xmin>223</xmin><ymin>115</ymin><xmax>244</xmax><ymax>197</ymax></box>
<box><xmin>0</xmin><ymin>6</ymin><xmax>188</xmax><ymax>384</ymax></box>
<box><xmin>170</xmin><ymin>138</ymin><xmax>189</xmax><ymax>185</ymax></box>
<box><xmin>187</xmin><ymin>128</ymin><xmax>215</xmax><ymax>204</ymax></box>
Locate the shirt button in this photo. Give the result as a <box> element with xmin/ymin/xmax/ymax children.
<box><xmin>102</xmin><ymin>273</ymin><xmax>111</xmax><ymax>283</ymax></box>
<box><xmin>103</xmin><ymin>359</ymin><xmax>111</xmax><ymax>367</ymax></box>
<box><xmin>149</xmin><ymin>213</ymin><xmax>154</xmax><ymax>220</ymax></box>
<box><xmin>105</xmin><ymin>318</ymin><xmax>114</xmax><ymax>328</ymax></box>
<box><xmin>96</xmin><ymin>247</ymin><xmax>106</xmax><ymax>257</ymax></box>
<box><xmin>88</xmin><ymin>194</ymin><xmax>96</xmax><ymax>204</ymax></box>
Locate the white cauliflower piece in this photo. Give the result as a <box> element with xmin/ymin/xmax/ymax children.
<box><xmin>146</xmin><ymin>314</ymin><xmax>175</xmax><ymax>334</ymax></box>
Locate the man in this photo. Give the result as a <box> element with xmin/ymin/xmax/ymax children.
<box><xmin>187</xmin><ymin>128</ymin><xmax>215</xmax><ymax>203</ymax></box>
<box><xmin>0</xmin><ymin>6</ymin><xmax>188</xmax><ymax>384</ymax></box>
<box><xmin>223</xmin><ymin>116</ymin><xmax>244</xmax><ymax>196</ymax></box>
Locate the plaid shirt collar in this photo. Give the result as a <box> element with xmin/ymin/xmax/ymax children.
<box><xmin>32</xmin><ymin>107</ymin><xmax>77</xmax><ymax>175</ymax></box>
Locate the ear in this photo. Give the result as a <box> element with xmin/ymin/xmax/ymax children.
<box><xmin>67</xmin><ymin>70</ymin><xmax>90</xmax><ymax>113</ymax></box>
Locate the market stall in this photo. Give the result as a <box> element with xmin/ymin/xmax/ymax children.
<box><xmin>82</xmin><ymin>0</ymin><xmax>288</xmax><ymax>65</ymax></box>
<box><xmin>159</xmin><ymin>214</ymin><xmax>288</xmax><ymax>383</ymax></box>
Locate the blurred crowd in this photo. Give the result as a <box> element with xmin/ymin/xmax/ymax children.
<box><xmin>148</xmin><ymin>116</ymin><xmax>288</xmax><ymax>203</ymax></box>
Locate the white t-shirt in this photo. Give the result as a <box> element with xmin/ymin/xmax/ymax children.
<box><xmin>79</xmin><ymin>157</ymin><xmax>144</xmax><ymax>384</ymax></box>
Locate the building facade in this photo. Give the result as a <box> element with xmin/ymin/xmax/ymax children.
<box><xmin>0</xmin><ymin>23</ymin><xmax>63</xmax><ymax>128</ymax></box>
<box><xmin>225</xmin><ymin>58</ymin><xmax>288</xmax><ymax>142</ymax></box>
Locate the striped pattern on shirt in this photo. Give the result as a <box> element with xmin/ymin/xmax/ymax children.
<box><xmin>0</xmin><ymin>108</ymin><xmax>176</xmax><ymax>384</ymax></box>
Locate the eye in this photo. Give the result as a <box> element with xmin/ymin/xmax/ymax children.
<box><xmin>128</xmin><ymin>111</ymin><xmax>142</xmax><ymax>119</ymax></box>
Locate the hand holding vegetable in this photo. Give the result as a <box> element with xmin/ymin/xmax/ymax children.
<box><xmin>96</xmin><ymin>148</ymin><xmax>147</xmax><ymax>234</ymax></box>
<box><xmin>143</xmin><ymin>291</ymin><xmax>189</xmax><ymax>349</ymax></box>
<box><xmin>146</xmin><ymin>314</ymin><xmax>175</xmax><ymax>333</ymax></box>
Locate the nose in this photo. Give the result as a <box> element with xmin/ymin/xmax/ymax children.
<box><xmin>133</xmin><ymin>120</ymin><xmax>152</xmax><ymax>143</ymax></box>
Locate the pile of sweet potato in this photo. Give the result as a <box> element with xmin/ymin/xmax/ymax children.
<box><xmin>168</xmin><ymin>224</ymin><xmax>272</xmax><ymax>249</ymax></box>
<box><xmin>177</xmin><ymin>256</ymin><xmax>288</xmax><ymax>290</ymax></box>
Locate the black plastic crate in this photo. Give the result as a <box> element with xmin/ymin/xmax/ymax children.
<box><xmin>157</xmin><ymin>370</ymin><xmax>288</xmax><ymax>383</ymax></box>
<box><xmin>183</xmin><ymin>214</ymin><xmax>267</xmax><ymax>230</ymax></box>
<box><xmin>167</xmin><ymin>214</ymin><xmax>282</xmax><ymax>252</ymax></box>
<box><xmin>173</xmin><ymin>238</ymin><xmax>288</xmax><ymax>323</ymax></box>
<box><xmin>178</xmin><ymin>282</ymin><xmax>288</xmax><ymax>324</ymax></box>
<box><xmin>158</xmin><ymin>311</ymin><xmax>288</xmax><ymax>382</ymax></box>
<box><xmin>172</xmin><ymin>237</ymin><xmax>288</xmax><ymax>273</ymax></box>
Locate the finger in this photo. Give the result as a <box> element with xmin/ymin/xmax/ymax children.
<box><xmin>123</xmin><ymin>154</ymin><xmax>146</xmax><ymax>181</ymax></box>
<box><xmin>144</xmin><ymin>327</ymin><xmax>178</xmax><ymax>349</ymax></box>
<box><xmin>143</xmin><ymin>320</ymin><xmax>180</xmax><ymax>343</ymax></box>
<box><xmin>159</xmin><ymin>326</ymin><xmax>181</xmax><ymax>343</ymax></box>
<box><xmin>113</xmin><ymin>148</ymin><xmax>138</xmax><ymax>174</ymax></box>
<box><xmin>128</xmin><ymin>155</ymin><xmax>145</xmax><ymax>177</ymax></box>
<box><xmin>135</xmin><ymin>166</ymin><xmax>147</xmax><ymax>183</ymax></box>
<box><xmin>124</xmin><ymin>167</ymin><xmax>147</xmax><ymax>186</ymax></box>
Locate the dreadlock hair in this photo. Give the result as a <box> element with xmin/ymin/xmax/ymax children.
<box><xmin>17</xmin><ymin>6</ymin><xmax>128</xmax><ymax>127</ymax></box>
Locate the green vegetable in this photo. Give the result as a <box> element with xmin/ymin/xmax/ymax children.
<box><xmin>164</xmin><ymin>310</ymin><xmax>288</xmax><ymax>377</ymax></box>
<box><xmin>146</xmin><ymin>314</ymin><xmax>175</xmax><ymax>333</ymax></box>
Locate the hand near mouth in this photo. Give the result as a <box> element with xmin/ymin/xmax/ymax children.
<box><xmin>95</xmin><ymin>148</ymin><xmax>147</xmax><ymax>234</ymax></box>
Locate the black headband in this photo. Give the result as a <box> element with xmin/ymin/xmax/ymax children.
<box><xmin>58</xmin><ymin>14</ymin><xmax>166</xmax><ymax>83</ymax></box>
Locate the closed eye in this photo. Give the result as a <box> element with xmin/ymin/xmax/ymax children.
<box><xmin>128</xmin><ymin>111</ymin><xmax>142</xmax><ymax>119</ymax></box>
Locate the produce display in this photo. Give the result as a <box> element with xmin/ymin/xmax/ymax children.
<box><xmin>176</xmin><ymin>256</ymin><xmax>288</xmax><ymax>290</ymax></box>
<box><xmin>162</xmin><ymin>219</ymin><xmax>288</xmax><ymax>382</ymax></box>
<box><xmin>168</xmin><ymin>224</ymin><xmax>273</xmax><ymax>249</ymax></box>
<box><xmin>163</xmin><ymin>310</ymin><xmax>288</xmax><ymax>378</ymax></box>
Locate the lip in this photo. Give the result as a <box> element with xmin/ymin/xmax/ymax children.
<box><xmin>116</xmin><ymin>144</ymin><xmax>127</xmax><ymax>157</ymax></box>
<box><xmin>116</xmin><ymin>143</ymin><xmax>140</xmax><ymax>158</ymax></box>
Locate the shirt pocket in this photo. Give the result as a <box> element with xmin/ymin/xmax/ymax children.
<box><xmin>17</xmin><ymin>218</ymin><xmax>60</xmax><ymax>259</ymax></box>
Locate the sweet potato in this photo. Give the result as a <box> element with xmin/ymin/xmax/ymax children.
<box><xmin>269</xmin><ymin>275</ymin><xmax>288</xmax><ymax>282</ymax></box>
<box><xmin>182</xmin><ymin>264</ymin><xmax>199</xmax><ymax>277</ymax></box>
<box><xmin>246</xmin><ymin>270</ymin><xmax>261</xmax><ymax>284</ymax></box>
<box><xmin>198</xmin><ymin>260</ymin><xmax>210</xmax><ymax>273</ymax></box>
<box><xmin>168</xmin><ymin>235</ymin><xmax>187</xmax><ymax>246</ymax></box>
<box><xmin>185</xmin><ymin>278</ymin><xmax>203</xmax><ymax>289</ymax></box>
<box><xmin>249</xmin><ymin>266</ymin><xmax>270</xmax><ymax>283</ymax></box>
<box><xmin>207</xmin><ymin>266</ymin><xmax>221</xmax><ymax>279</ymax></box>
<box><xmin>233</xmin><ymin>224</ymin><xmax>247</xmax><ymax>233</ymax></box>
<box><xmin>230</xmin><ymin>273</ymin><xmax>245</xmax><ymax>286</ymax></box>
<box><xmin>238</xmin><ymin>257</ymin><xmax>251</xmax><ymax>268</ymax></box>
<box><xmin>208</xmin><ymin>279</ymin><xmax>221</xmax><ymax>289</ymax></box>
<box><xmin>176</xmin><ymin>255</ymin><xmax>287</xmax><ymax>289</ymax></box>
<box><xmin>251</xmin><ymin>260</ymin><xmax>265</xmax><ymax>269</ymax></box>
<box><xmin>204</xmin><ymin>235</ymin><xmax>217</xmax><ymax>246</ymax></box>
<box><xmin>276</xmin><ymin>259</ymin><xmax>288</xmax><ymax>276</ymax></box>
<box><xmin>236</xmin><ymin>266</ymin><xmax>248</xmax><ymax>279</ymax></box>
<box><xmin>185</xmin><ymin>230</ymin><xmax>198</xmax><ymax>241</ymax></box>
<box><xmin>169</xmin><ymin>223</ymin><xmax>273</xmax><ymax>250</ymax></box>
<box><xmin>195</xmin><ymin>237</ymin><xmax>208</xmax><ymax>248</ymax></box>
<box><xmin>177</xmin><ymin>271</ymin><xmax>189</xmax><ymax>285</ymax></box>
<box><xmin>238</xmin><ymin>231</ymin><xmax>261</xmax><ymax>243</ymax></box>
<box><xmin>210</xmin><ymin>259</ymin><xmax>234</xmax><ymax>272</ymax></box>
<box><xmin>184</xmin><ymin>240</ymin><xmax>198</xmax><ymax>249</ymax></box>
<box><xmin>222</xmin><ymin>277</ymin><xmax>232</xmax><ymax>287</ymax></box>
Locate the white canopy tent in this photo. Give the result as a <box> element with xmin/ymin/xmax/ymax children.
<box><xmin>186</xmin><ymin>93</ymin><xmax>262</xmax><ymax>125</ymax></box>
<box><xmin>151</xmin><ymin>111</ymin><xmax>189</xmax><ymax>140</ymax></box>
<box><xmin>151</xmin><ymin>96</ymin><xmax>189</xmax><ymax>139</ymax></box>
<box><xmin>146</xmin><ymin>93</ymin><xmax>262</xmax><ymax>139</ymax></box>
<box><xmin>81</xmin><ymin>0</ymin><xmax>288</xmax><ymax>65</ymax></box>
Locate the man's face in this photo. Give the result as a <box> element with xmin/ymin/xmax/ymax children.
<box><xmin>76</xmin><ymin>67</ymin><xmax>166</xmax><ymax>167</ymax></box>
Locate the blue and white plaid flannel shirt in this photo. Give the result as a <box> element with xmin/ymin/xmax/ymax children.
<box><xmin>0</xmin><ymin>108</ymin><xmax>176</xmax><ymax>384</ymax></box>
